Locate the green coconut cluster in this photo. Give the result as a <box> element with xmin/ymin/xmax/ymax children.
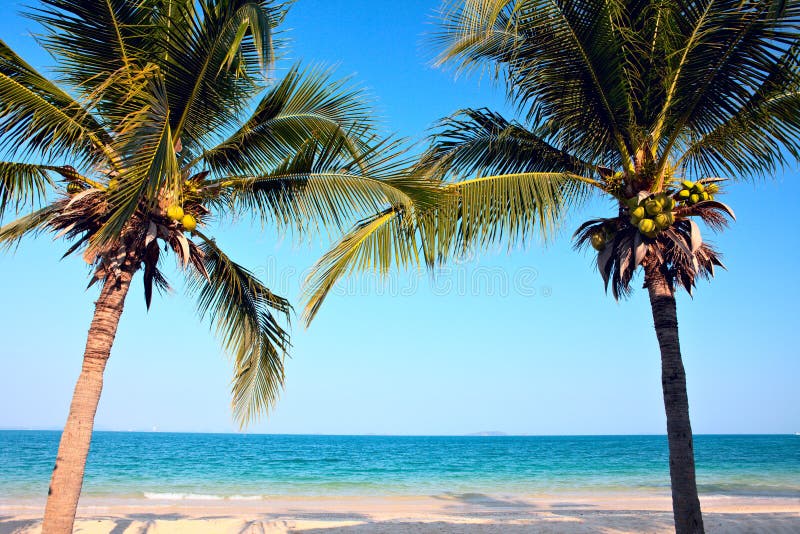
<box><xmin>675</xmin><ymin>180</ymin><xmax>717</xmax><ymax>205</ymax></box>
<box><xmin>626</xmin><ymin>193</ymin><xmax>676</xmax><ymax>239</ymax></box>
<box><xmin>590</xmin><ymin>223</ymin><xmax>616</xmax><ymax>251</ymax></box>
<box><xmin>166</xmin><ymin>204</ymin><xmax>196</xmax><ymax>232</ymax></box>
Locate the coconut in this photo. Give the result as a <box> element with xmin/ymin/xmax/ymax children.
<box><xmin>638</xmin><ymin>219</ymin><xmax>656</xmax><ymax>234</ymax></box>
<box><xmin>690</xmin><ymin>193</ymin><xmax>700</xmax><ymax>204</ymax></box>
<box><xmin>700</xmin><ymin>191</ymin><xmax>709</xmax><ymax>201</ymax></box>
<box><xmin>681</xmin><ymin>180</ymin><xmax>694</xmax><ymax>190</ymax></box>
<box><xmin>632</xmin><ymin>206</ymin><xmax>646</xmax><ymax>219</ymax></box>
<box><xmin>645</xmin><ymin>200</ymin><xmax>662</xmax><ymax>216</ymax></box>
<box><xmin>654</xmin><ymin>213</ymin><xmax>670</xmax><ymax>229</ymax></box>
<box><xmin>167</xmin><ymin>205</ymin><xmax>184</xmax><ymax>221</ymax></box>
<box><xmin>67</xmin><ymin>182</ymin><xmax>83</xmax><ymax>194</ymax></box>
<box><xmin>590</xmin><ymin>232</ymin><xmax>606</xmax><ymax>251</ymax></box>
<box><xmin>181</xmin><ymin>214</ymin><xmax>197</xmax><ymax>232</ymax></box>
<box><xmin>707</xmin><ymin>183</ymin><xmax>720</xmax><ymax>194</ymax></box>
<box><xmin>663</xmin><ymin>197</ymin><xmax>676</xmax><ymax>211</ymax></box>
<box><xmin>626</xmin><ymin>197</ymin><xmax>639</xmax><ymax>209</ymax></box>
<box><xmin>677</xmin><ymin>189</ymin><xmax>690</xmax><ymax>200</ymax></box>
<box><xmin>694</xmin><ymin>182</ymin><xmax>705</xmax><ymax>193</ymax></box>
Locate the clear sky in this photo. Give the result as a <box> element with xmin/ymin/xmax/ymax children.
<box><xmin>0</xmin><ymin>0</ymin><xmax>797</xmax><ymax>436</ymax></box>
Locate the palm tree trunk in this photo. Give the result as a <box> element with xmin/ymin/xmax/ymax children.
<box><xmin>41</xmin><ymin>267</ymin><xmax>135</xmax><ymax>534</ymax></box>
<box><xmin>645</xmin><ymin>264</ymin><xmax>704</xmax><ymax>534</ymax></box>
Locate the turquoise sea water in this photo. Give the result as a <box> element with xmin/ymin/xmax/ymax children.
<box><xmin>0</xmin><ymin>432</ymin><xmax>797</xmax><ymax>501</ymax></box>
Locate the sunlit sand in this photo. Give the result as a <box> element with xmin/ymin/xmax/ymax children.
<box><xmin>3</xmin><ymin>493</ymin><xmax>799</xmax><ymax>533</ymax></box>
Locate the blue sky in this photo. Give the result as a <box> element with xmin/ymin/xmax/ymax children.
<box><xmin>0</xmin><ymin>0</ymin><xmax>797</xmax><ymax>435</ymax></box>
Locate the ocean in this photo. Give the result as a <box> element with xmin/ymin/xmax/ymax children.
<box><xmin>0</xmin><ymin>432</ymin><xmax>797</xmax><ymax>501</ymax></box>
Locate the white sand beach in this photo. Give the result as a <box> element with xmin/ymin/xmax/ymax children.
<box><xmin>2</xmin><ymin>494</ymin><xmax>799</xmax><ymax>533</ymax></box>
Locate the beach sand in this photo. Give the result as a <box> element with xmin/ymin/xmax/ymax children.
<box><xmin>2</xmin><ymin>494</ymin><xmax>799</xmax><ymax>533</ymax></box>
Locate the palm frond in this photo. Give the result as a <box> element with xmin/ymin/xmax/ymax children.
<box><xmin>303</xmin><ymin>170</ymin><xmax>587</xmax><ymax>323</ymax></box>
<box><xmin>0</xmin><ymin>162</ymin><xmax>56</xmax><ymax>217</ymax></box>
<box><xmin>0</xmin><ymin>203</ymin><xmax>61</xmax><ymax>248</ymax></box>
<box><xmin>155</xmin><ymin>0</ymin><xmax>287</xmax><ymax>152</ymax></box>
<box><xmin>42</xmin><ymin>189</ymin><xmax>109</xmax><ymax>260</ymax></box>
<box><xmin>198</xmin><ymin>64</ymin><xmax>373</xmax><ymax>177</ymax></box>
<box><xmin>142</xmin><ymin>236</ymin><xmax>169</xmax><ymax>309</ymax></box>
<box><xmin>435</xmin><ymin>0</ymin><xmax>636</xmax><ymax>168</ymax></box>
<box><xmin>656</xmin><ymin>0</ymin><xmax>800</xmax><ymax>171</ymax></box>
<box><xmin>678</xmin><ymin>69</ymin><xmax>800</xmax><ymax>177</ymax></box>
<box><xmin>96</xmin><ymin>72</ymin><xmax>179</xmax><ymax>245</ymax></box>
<box><xmin>426</xmin><ymin>107</ymin><xmax>601</xmax><ymax>179</ymax></box>
<box><xmin>573</xmin><ymin>217</ymin><xmax>637</xmax><ymax>299</ymax></box>
<box><xmin>431</xmin><ymin>171</ymin><xmax>589</xmax><ymax>257</ymax></box>
<box><xmin>188</xmin><ymin>235</ymin><xmax>291</xmax><ymax>426</ymax></box>
<box><xmin>0</xmin><ymin>39</ymin><xmax>115</xmax><ymax>166</ymax></box>
<box><xmin>303</xmin><ymin>207</ymin><xmax>420</xmax><ymax>324</ymax></box>
<box><xmin>215</xmin><ymin>134</ymin><xmax>437</xmax><ymax>235</ymax></box>
<box><xmin>26</xmin><ymin>0</ymin><xmax>147</xmax><ymax>92</ymax></box>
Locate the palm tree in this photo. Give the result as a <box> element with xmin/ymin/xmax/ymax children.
<box><xmin>303</xmin><ymin>1</ymin><xmax>800</xmax><ymax>533</ymax></box>
<box><xmin>0</xmin><ymin>1</ymin><xmax>429</xmax><ymax>532</ymax></box>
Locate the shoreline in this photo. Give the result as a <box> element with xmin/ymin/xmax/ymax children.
<box><xmin>2</xmin><ymin>493</ymin><xmax>799</xmax><ymax>533</ymax></box>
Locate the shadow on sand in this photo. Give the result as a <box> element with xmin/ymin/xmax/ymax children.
<box><xmin>2</xmin><ymin>509</ymin><xmax>799</xmax><ymax>533</ymax></box>
<box><xmin>436</xmin><ymin>492</ymin><xmax>540</xmax><ymax>509</ymax></box>
<box><xmin>294</xmin><ymin>512</ymin><xmax>800</xmax><ymax>533</ymax></box>
<box><xmin>0</xmin><ymin>518</ymin><xmax>39</xmax><ymax>534</ymax></box>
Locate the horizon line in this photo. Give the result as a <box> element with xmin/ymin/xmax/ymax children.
<box><xmin>0</xmin><ymin>428</ymin><xmax>795</xmax><ymax>437</ymax></box>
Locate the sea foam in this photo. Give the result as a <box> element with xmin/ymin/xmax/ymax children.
<box><xmin>143</xmin><ymin>492</ymin><xmax>225</xmax><ymax>501</ymax></box>
<box><xmin>142</xmin><ymin>492</ymin><xmax>264</xmax><ymax>501</ymax></box>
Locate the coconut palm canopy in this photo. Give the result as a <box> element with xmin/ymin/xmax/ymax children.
<box><xmin>305</xmin><ymin>0</ymin><xmax>800</xmax><ymax>313</ymax></box>
<box><xmin>0</xmin><ymin>0</ymin><xmax>438</xmax><ymax>423</ymax></box>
